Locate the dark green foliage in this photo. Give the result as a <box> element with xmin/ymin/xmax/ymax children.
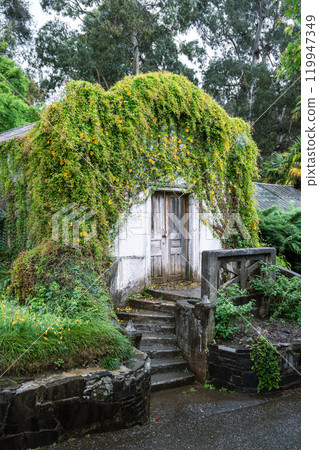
<box><xmin>249</xmin><ymin>262</ymin><xmax>301</xmax><ymax>325</ymax></box>
<box><xmin>35</xmin><ymin>0</ymin><xmax>199</xmax><ymax>92</ymax></box>
<box><xmin>257</xmin><ymin>205</ymin><xmax>301</xmax><ymax>272</ymax></box>
<box><xmin>214</xmin><ymin>285</ymin><xmax>254</xmax><ymax>340</ymax></box>
<box><xmin>250</xmin><ymin>337</ymin><xmax>280</xmax><ymax>393</ymax></box>
<box><xmin>196</xmin><ymin>0</ymin><xmax>300</xmax><ymax>157</ymax></box>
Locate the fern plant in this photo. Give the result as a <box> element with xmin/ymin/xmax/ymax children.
<box><xmin>257</xmin><ymin>204</ymin><xmax>301</xmax><ymax>272</ymax></box>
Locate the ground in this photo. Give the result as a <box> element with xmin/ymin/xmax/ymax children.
<box><xmin>42</xmin><ymin>384</ymin><xmax>301</xmax><ymax>450</ymax></box>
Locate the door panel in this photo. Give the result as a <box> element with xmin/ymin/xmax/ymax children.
<box><xmin>151</xmin><ymin>191</ymin><xmax>188</xmax><ymax>282</ymax></box>
<box><xmin>167</xmin><ymin>193</ymin><xmax>187</xmax><ymax>280</ymax></box>
<box><xmin>151</xmin><ymin>193</ymin><xmax>166</xmax><ymax>282</ymax></box>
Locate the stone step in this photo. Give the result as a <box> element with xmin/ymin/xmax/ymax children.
<box><xmin>116</xmin><ymin>310</ymin><xmax>174</xmax><ymax>325</ymax></box>
<box><xmin>141</xmin><ymin>334</ymin><xmax>177</xmax><ymax>346</ymax></box>
<box><xmin>131</xmin><ymin>323</ymin><xmax>175</xmax><ymax>335</ymax></box>
<box><xmin>129</xmin><ymin>298</ymin><xmax>175</xmax><ymax>314</ymax></box>
<box><xmin>140</xmin><ymin>347</ymin><xmax>183</xmax><ymax>359</ymax></box>
<box><xmin>151</xmin><ymin>357</ymin><xmax>188</xmax><ymax>375</ymax></box>
<box><xmin>151</xmin><ymin>371</ymin><xmax>196</xmax><ymax>392</ymax></box>
<box><xmin>146</xmin><ymin>288</ymin><xmax>200</xmax><ymax>302</ymax></box>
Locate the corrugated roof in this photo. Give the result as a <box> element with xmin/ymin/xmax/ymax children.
<box><xmin>0</xmin><ymin>122</ymin><xmax>37</xmax><ymax>143</ymax></box>
<box><xmin>254</xmin><ymin>182</ymin><xmax>301</xmax><ymax>211</ymax></box>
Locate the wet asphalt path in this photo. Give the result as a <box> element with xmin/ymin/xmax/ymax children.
<box><xmin>44</xmin><ymin>384</ymin><xmax>301</xmax><ymax>450</ymax></box>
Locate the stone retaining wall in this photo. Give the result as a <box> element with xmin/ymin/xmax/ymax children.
<box><xmin>207</xmin><ymin>340</ymin><xmax>301</xmax><ymax>393</ymax></box>
<box><xmin>0</xmin><ymin>350</ymin><xmax>151</xmax><ymax>450</ymax></box>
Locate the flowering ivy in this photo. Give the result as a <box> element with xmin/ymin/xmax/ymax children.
<box><xmin>0</xmin><ymin>72</ymin><xmax>259</xmax><ymax>257</ymax></box>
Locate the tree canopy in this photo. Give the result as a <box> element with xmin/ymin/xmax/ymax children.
<box><xmin>195</xmin><ymin>0</ymin><xmax>300</xmax><ymax>157</ymax></box>
<box><xmin>34</xmin><ymin>0</ymin><xmax>200</xmax><ymax>91</ymax></box>
<box><xmin>0</xmin><ymin>0</ymin><xmax>32</xmax><ymax>54</ymax></box>
<box><xmin>0</xmin><ymin>48</ymin><xmax>40</xmax><ymax>132</ymax></box>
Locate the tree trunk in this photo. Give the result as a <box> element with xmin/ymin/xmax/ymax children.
<box><xmin>247</xmin><ymin>0</ymin><xmax>266</xmax><ymax>121</ymax></box>
<box><xmin>131</xmin><ymin>33</ymin><xmax>140</xmax><ymax>75</ymax></box>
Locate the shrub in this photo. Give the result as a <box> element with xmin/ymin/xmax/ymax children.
<box><xmin>257</xmin><ymin>204</ymin><xmax>301</xmax><ymax>273</ymax></box>
<box><xmin>214</xmin><ymin>285</ymin><xmax>254</xmax><ymax>340</ymax></box>
<box><xmin>249</xmin><ymin>262</ymin><xmax>301</xmax><ymax>325</ymax></box>
<box><xmin>250</xmin><ymin>337</ymin><xmax>280</xmax><ymax>393</ymax></box>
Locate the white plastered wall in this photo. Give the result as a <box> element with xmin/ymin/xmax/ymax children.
<box><xmin>109</xmin><ymin>191</ymin><xmax>221</xmax><ymax>306</ymax></box>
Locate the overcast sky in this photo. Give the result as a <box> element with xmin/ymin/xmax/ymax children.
<box><xmin>29</xmin><ymin>0</ymin><xmax>52</xmax><ymax>29</ymax></box>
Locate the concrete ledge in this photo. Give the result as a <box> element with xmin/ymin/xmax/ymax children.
<box><xmin>0</xmin><ymin>350</ymin><xmax>151</xmax><ymax>450</ymax></box>
<box><xmin>207</xmin><ymin>340</ymin><xmax>301</xmax><ymax>393</ymax></box>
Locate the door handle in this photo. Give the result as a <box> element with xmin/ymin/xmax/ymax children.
<box><xmin>162</xmin><ymin>231</ymin><xmax>168</xmax><ymax>238</ymax></box>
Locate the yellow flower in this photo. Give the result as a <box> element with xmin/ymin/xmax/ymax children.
<box><xmin>186</xmin><ymin>129</ymin><xmax>189</xmax><ymax>132</ymax></box>
<box><xmin>51</xmin><ymin>151</ymin><xmax>55</xmax><ymax>156</ymax></box>
<box><xmin>65</xmin><ymin>96</ymin><xmax>67</xmax><ymax>100</ymax></box>
<box><xmin>44</xmin><ymin>337</ymin><xmax>48</xmax><ymax>340</ymax></box>
<box><xmin>64</xmin><ymin>173</ymin><xmax>67</xmax><ymax>177</ymax></box>
<box><xmin>108</xmin><ymin>200</ymin><xmax>112</xmax><ymax>205</ymax></box>
<box><xmin>12</xmin><ymin>321</ymin><xmax>16</xmax><ymax>325</ymax></box>
<box><xmin>77</xmin><ymin>238</ymin><xmax>81</xmax><ymax>243</ymax></box>
<box><xmin>105</xmin><ymin>131</ymin><xmax>109</xmax><ymax>136</ymax></box>
<box><xmin>178</xmin><ymin>140</ymin><xmax>181</xmax><ymax>144</ymax></box>
<box><xmin>90</xmin><ymin>151</ymin><xmax>94</xmax><ymax>156</ymax></box>
<box><xmin>69</xmin><ymin>222</ymin><xmax>73</xmax><ymax>228</ymax></box>
<box><xmin>60</xmin><ymin>161</ymin><xmax>64</xmax><ymax>165</ymax></box>
<box><xmin>119</xmin><ymin>120</ymin><xmax>123</xmax><ymax>123</ymax></box>
<box><xmin>83</xmin><ymin>231</ymin><xmax>87</xmax><ymax>237</ymax></box>
<box><xmin>60</xmin><ymin>336</ymin><xmax>63</xmax><ymax>340</ymax></box>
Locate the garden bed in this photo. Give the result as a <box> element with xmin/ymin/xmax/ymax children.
<box><xmin>216</xmin><ymin>317</ymin><xmax>301</xmax><ymax>348</ymax></box>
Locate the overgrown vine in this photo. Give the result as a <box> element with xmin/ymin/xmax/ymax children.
<box><xmin>250</xmin><ymin>337</ymin><xmax>281</xmax><ymax>393</ymax></box>
<box><xmin>0</xmin><ymin>71</ymin><xmax>259</xmax><ymax>259</ymax></box>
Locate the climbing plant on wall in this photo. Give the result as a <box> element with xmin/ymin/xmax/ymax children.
<box><xmin>0</xmin><ymin>72</ymin><xmax>259</xmax><ymax>259</ymax></box>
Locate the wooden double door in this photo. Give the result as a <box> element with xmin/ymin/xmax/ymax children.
<box><xmin>151</xmin><ymin>191</ymin><xmax>188</xmax><ymax>282</ymax></box>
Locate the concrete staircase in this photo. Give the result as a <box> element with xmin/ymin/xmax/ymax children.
<box><xmin>117</xmin><ymin>296</ymin><xmax>195</xmax><ymax>392</ymax></box>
